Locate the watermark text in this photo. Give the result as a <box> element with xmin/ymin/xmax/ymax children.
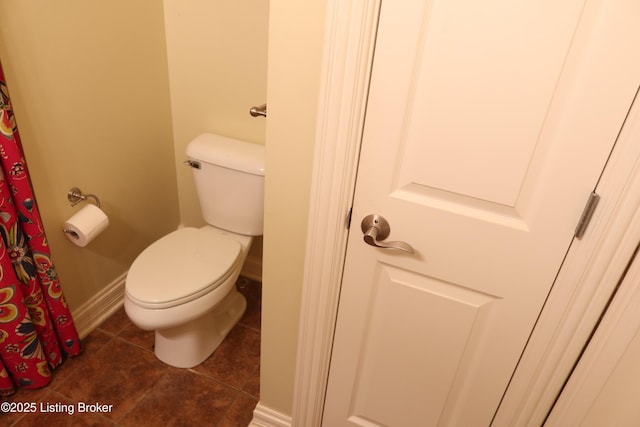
<box><xmin>1</xmin><ymin>401</ymin><xmax>113</xmax><ymax>415</ymax></box>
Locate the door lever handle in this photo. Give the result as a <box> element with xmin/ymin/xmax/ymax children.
<box><xmin>361</xmin><ymin>214</ymin><xmax>414</xmax><ymax>253</ymax></box>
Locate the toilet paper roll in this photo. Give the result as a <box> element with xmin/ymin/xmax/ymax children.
<box><xmin>63</xmin><ymin>204</ymin><xmax>109</xmax><ymax>247</ymax></box>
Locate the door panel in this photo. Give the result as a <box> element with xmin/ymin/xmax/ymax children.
<box><xmin>323</xmin><ymin>0</ymin><xmax>639</xmax><ymax>426</ymax></box>
<box><xmin>395</xmin><ymin>0</ymin><xmax>584</xmax><ymax>206</ymax></box>
<box><xmin>349</xmin><ymin>263</ymin><xmax>499</xmax><ymax>426</ymax></box>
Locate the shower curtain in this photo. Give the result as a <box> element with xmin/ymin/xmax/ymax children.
<box><xmin>0</xmin><ymin>62</ymin><xmax>81</xmax><ymax>395</ymax></box>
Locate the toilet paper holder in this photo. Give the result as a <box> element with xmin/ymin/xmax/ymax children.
<box><xmin>67</xmin><ymin>187</ymin><xmax>101</xmax><ymax>208</ymax></box>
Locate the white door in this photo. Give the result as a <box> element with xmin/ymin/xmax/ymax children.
<box><xmin>322</xmin><ymin>0</ymin><xmax>640</xmax><ymax>426</ymax></box>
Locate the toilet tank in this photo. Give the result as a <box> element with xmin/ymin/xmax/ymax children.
<box><xmin>186</xmin><ymin>133</ymin><xmax>265</xmax><ymax>236</ymax></box>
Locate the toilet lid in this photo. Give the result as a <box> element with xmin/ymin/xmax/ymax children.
<box><xmin>126</xmin><ymin>227</ymin><xmax>242</xmax><ymax>307</ymax></box>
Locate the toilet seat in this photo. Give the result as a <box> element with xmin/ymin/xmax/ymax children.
<box><xmin>126</xmin><ymin>227</ymin><xmax>242</xmax><ymax>309</ymax></box>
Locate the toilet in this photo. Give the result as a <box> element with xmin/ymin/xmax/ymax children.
<box><xmin>124</xmin><ymin>133</ymin><xmax>265</xmax><ymax>368</ymax></box>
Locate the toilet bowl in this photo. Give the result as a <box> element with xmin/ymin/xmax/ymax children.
<box><xmin>124</xmin><ymin>133</ymin><xmax>264</xmax><ymax>368</ymax></box>
<box><xmin>124</xmin><ymin>226</ymin><xmax>252</xmax><ymax>368</ymax></box>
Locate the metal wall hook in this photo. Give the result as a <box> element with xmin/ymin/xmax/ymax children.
<box><xmin>68</xmin><ymin>187</ymin><xmax>101</xmax><ymax>208</ymax></box>
<box><xmin>249</xmin><ymin>103</ymin><xmax>267</xmax><ymax>117</ymax></box>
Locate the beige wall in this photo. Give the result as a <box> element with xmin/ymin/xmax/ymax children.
<box><xmin>163</xmin><ymin>0</ymin><xmax>268</xmax><ymax>277</ymax></box>
<box><xmin>163</xmin><ymin>0</ymin><xmax>269</xmax><ymax>227</ymax></box>
<box><xmin>0</xmin><ymin>0</ymin><xmax>318</xmax><ymax>417</ymax></box>
<box><xmin>0</xmin><ymin>0</ymin><xmax>270</xmax><ymax>309</ymax></box>
<box><xmin>0</xmin><ymin>1</ymin><xmax>179</xmax><ymax>312</ymax></box>
<box><xmin>260</xmin><ymin>0</ymin><xmax>327</xmax><ymax>415</ymax></box>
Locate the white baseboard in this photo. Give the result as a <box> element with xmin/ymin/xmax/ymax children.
<box><xmin>71</xmin><ymin>272</ymin><xmax>127</xmax><ymax>339</ymax></box>
<box><xmin>249</xmin><ymin>402</ymin><xmax>292</xmax><ymax>427</ymax></box>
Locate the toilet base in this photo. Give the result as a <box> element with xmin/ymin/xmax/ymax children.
<box><xmin>153</xmin><ymin>288</ymin><xmax>247</xmax><ymax>368</ymax></box>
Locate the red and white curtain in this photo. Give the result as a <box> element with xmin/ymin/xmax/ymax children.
<box><xmin>0</xmin><ymin>62</ymin><xmax>81</xmax><ymax>395</ymax></box>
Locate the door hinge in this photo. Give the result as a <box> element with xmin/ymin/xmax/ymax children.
<box><xmin>574</xmin><ymin>191</ymin><xmax>600</xmax><ymax>239</ymax></box>
<box><xmin>346</xmin><ymin>207</ymin><xmax>353</xmax><ymax>229</ymax></box>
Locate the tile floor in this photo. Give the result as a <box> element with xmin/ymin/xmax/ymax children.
<box><xmin>1</xmin><ymin>277</ymin><xmax>261</xmax><ymax>427</ymax></box>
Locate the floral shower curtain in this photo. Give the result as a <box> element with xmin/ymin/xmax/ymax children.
<box><xmin>0</xmin><ymin>62</ymin><xmax>81</xmax><ymax>395</ymax></box>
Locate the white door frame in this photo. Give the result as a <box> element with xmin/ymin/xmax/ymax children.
<box><xmin>492</xmin><ymin>88</ymin><xmax>640</xmax><ymax>425</ymax></box>
<box><xmin>291</xmin><ymin>1</ymin><xmax>379</xmax><ymax>425</ymax></box>
<box><xmin>291</xmin><ymin>0</ymin><xmax>640</xmax><ymax>425</ymax></box>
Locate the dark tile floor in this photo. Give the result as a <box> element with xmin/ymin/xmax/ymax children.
<box><xmin>1</xmin><ymin>277</ymin><xmax>261</xmax><ymax>427</ymax></box>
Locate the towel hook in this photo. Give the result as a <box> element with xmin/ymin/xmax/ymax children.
<box><xmin>249</xmin><ymin>103</ymin><xmax>267</xmax><ymax>118</ymax></box>
<box><xmin>67</xmin><ymin>187</ymin><xmax>101</xmax><ymax>208</ymax></box>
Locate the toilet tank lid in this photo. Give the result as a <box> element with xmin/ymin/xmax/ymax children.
<box><xmin>187</xmin><ymin>133</ymin><xmax>265</xmax><ymax>176</ymax></box>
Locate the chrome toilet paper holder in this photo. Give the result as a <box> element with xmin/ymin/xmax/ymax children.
<box><xmin>67</xmin><ymin>187</ymin><xmax>101</xmax><ymax>208</ymax></box>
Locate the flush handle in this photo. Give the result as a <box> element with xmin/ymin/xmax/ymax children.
<box><xmin>360</xmin><ymin>214</ymin><xmax>414</xmax><ymax>253</ymax></box>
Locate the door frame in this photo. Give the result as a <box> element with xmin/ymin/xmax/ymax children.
<box><xmin>291</xmin><ymin>1</ymin><xmax>379</xmax><ymax>425</ymax></box>
<box><xmin>546</xmin><ymin>228</ymin><xmax>640</xmax><ymax>425</ymax></box>
<box><xmin>291</xmin><ymin>0</ymin><xmax>640</xmax><ymax>425</ymax></box>
<box><xmin>492</xmin><ymin>89</ymin><xmax>640</xmax><ymax>425</ymax></box>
